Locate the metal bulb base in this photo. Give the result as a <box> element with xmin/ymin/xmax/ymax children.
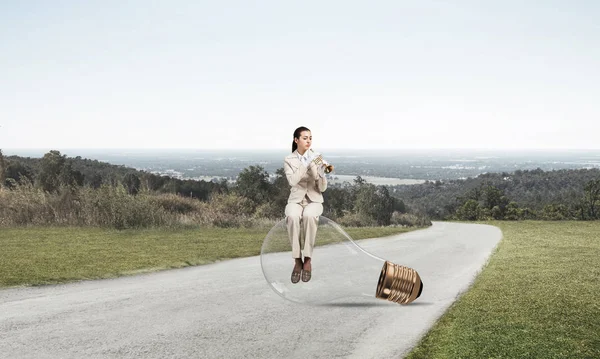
<box><xmin>376</xmin><ymin>261</ymin><xmax>423</xmax><ymax>305</ymax></box>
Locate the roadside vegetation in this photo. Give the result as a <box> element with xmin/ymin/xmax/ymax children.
<box><xmin>0</xmin><ymin>150</ymin><xmax>429</xmax><ymax>229</ymax></box>
<box><xmin>406</xmin><ymin>221</ymin><xmax>600</xmax><ymax>359</ymax></box>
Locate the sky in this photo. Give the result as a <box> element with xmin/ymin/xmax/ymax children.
<box><xmin>1</xmin><ymin>1</ymin><xmax>599</xmax><ymax>151</ymax></box>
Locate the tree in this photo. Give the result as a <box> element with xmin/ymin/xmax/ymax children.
<box><xmin>235</xmin><ymin>165</ymin><xmax>272</xmax><ymax>207</ymax></box>
<box><xmin>354</xmin><ymin>176</ymin><xmax>366</xmax><ymax>186</ymax></box>
<box><xmin>271</xmin><ymin>167</ymin><xmax>290</xmax><ymax>212</ymax></box>
<box><xmin>0</xmin><ymin>149</ymin><xmax>5</xmax><ymax>188</ymax></box>
<box><xmin>143</xmin><ymin>173</ymin><xmax>166</xmax><ymax>191</ymax></box>
<box><xmin>541</xmin><ymin>203</ymin><xmax>571</xmax><ymax>220</ymax></box>
<box><xmin>123</xmin><ymin>173</ymin><xmax>141</xmax><ymax>195</ymax></box>
<box><xmin>59</xmin><ymin>161</ymin><xmax>84</xmax><ymax>187</ymax></box>
<box><xmin>483</xmin><ymin>185</ymin><xmax>503</xmax><ymax>210</ymax></box>
<box><xmin>456</xmin><ymin>199</ymin><xmax>480</xmax><ymax>220</ymax></box>
<box><xmin>90</xmin><ymin>174</ymin><xmax>103</xmax><ymax>189</ymax></box>
<box><xmin>504</xmin><ymin>201</ymin><xmax>522</xmax><ymax>220</ymax></box>
<box><xmin>38</xmin><ymin>150</ymin><xmax>66</xmax><ymax>192</ymax></box>
<box><xmin>323</xmin><ymin>187</ymin><xmax>351</xmax><ymax>219</ymax></box>
<box><xmin>252</xmin><ymin>168</ymin><xmax>289</xmax><ymax>219</ymax></box>
<box><xmin>36</xmin><ymin>150</ymin><xmax>86</xmax><ymax>191</ymax></box>
<box><xmin>583</xmin><ymin>179</ymin><xmax>600</xmax><ymax>219</ymax></box>
<box><xmin>4</xmin><ymin>161</ymin><xmax>34</xmax><ymax>187</ymax></box>
<box><xmin>393</xmin><ymin>198</ymin><xmax>407</xmax><ymax>213</ymax></box>
<box><xmin>354</xmin><ymin>184</ymin><xmax>395</xmax><ymax>225</ymax></box>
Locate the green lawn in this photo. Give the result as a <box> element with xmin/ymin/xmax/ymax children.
<box><xmin>0</xmin><ymin>225</ymin><xmax>414</xmax><ymax>288</ymax></box>
<box><xmin>406</xmin><ymin>221</ymin><xmax>600</xmax><ymax>359</ymax></box>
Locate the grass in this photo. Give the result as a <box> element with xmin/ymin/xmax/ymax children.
<box><xmin>0</xmin><ymin>224</ymin><xmax>415</xmax><ymax>288</ymax></box>
<box><xmin>406</xmin><ymin>221</ymin><xmax>600</xmax><ymax>359</ymax></box>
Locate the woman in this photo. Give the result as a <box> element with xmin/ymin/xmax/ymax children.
<box><xmin>284</xmin><ymin>126</ymin><xmax>328</xmax><ymax>283</ymax></box>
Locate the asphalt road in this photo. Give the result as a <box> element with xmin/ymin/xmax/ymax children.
<box><xmin>0</xmin><ymin>222</ymin><xmax>502</xmax><ymax>358</ymax></box>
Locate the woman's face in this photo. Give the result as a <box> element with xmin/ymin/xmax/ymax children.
<box><xmin>295</xmin><ymin>130</ymin><xmax>312</xmax><ymax>153</ymax></box>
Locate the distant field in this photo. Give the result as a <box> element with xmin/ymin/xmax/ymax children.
<box><xmin>406</xmin><ymin>221</ymin><xmax>600</xmax><ymax>359</ymax></box>
<box><xmin>0</xmin><ymin>225</ymin><xmax>415</xmax><ymax>288</ymax></box>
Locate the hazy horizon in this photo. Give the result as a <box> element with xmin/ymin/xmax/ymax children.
<box><xmin>5</xmin><ymin>147</ymin><xmax>600</xmax><ymax>155</ymax></box>
<box><xmin>3</xmin><ymin>147</ymin><xmax>599</xmax><ymax>183</ymax></box>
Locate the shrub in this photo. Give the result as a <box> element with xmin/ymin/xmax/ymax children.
<box><xmin>77</xmin><ymin>185</ymin><xmax>170</xmax><ymax>229</ymax></box>
<box><xmin>150</xmin><ymin>193</ymin><xmax>203</xmax><ymax>214</ymax></box>
<box><xmin>253</xmin><ymin>202</ymin><xmax>284</xmax><ymax>220</ymax></box>
<box><xmin>390</xmin><ymin>211</ymin><xmax>432</xmax><ymax>227</ymax></box>
<box><xmin>0</xmin><ymin>179</ymin><xmax>54</xmax><ymax>225</ymax></box>
<box><xmin>200</xmin><ymin>193</ymin><xmax>256</xmax><ymax>228</ymax></box>
<box><xmin>337</xmin><ymin>212</ymin><xmax>378</xmax><ymax>227</ymax></box>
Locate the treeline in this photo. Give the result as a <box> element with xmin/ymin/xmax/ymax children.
<box><xmin>2</xmin><ymin>150</ymin><xmax>226</xmax><ymax>200</ymax></box>
<box><xmin>391</xmin><ymin>168</ymin><xmax>600</xmax><ymax>221</ymax></box>
<box><xmin>3</xmin><ymin>150</ymin><xmax>598</xmax><ymax>227</ymax></box>
<box><xmin>0</xmin><ymin>150</ymin><xmax>429</xmax><ymax>229</ymax></box>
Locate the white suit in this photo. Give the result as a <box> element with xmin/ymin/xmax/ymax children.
<box><xmin>283</xmin><ymin>150</ymin><xmax>328</xmax><ymax>258</ymax></box>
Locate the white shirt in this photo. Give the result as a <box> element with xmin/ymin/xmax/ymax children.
<box><xmin>297</xmin><ymin>150</ymin><xmax>311</xmax><ymax>167</ymax></box>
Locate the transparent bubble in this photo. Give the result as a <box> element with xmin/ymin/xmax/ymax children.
<box><xmin>260</xmin><ymin>216</ymin><xmax>423</xmax><ymax>305</ymax></box>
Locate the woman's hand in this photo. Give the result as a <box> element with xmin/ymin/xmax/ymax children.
<box><xmin>317</xmin><ymin>163</ymin><xmax>326</xmax><ymax>178</ymax></box>
<box><xmin>310</xmin><ymin>152</ymin><xmax>324</xmax><ymax>166</ymax></box>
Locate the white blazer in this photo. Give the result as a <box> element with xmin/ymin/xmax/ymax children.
<box><xmin>284</xmin><ymin>150</ymin><xmax>328</xmax><ymax>204</ymax></box>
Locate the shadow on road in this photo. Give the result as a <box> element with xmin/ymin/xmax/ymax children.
<box><xmin>319</xmin><ymin>301</ymin><xmax>434</xmax><ymax>308</ymax></box>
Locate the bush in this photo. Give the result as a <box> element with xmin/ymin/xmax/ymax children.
<box><xmin>200</xmin><ymin>193</ymin><xmax>256</xmax><ymax>228</ymax></box>
<box><xmin>1</xmin><ymin>178</ymin><xmax>434</xmax><ymax>230</ymax></box>
<box><xmin>253</xmin><ymin>201</ymin><xmax>285</xmax><ymax>220</ymax></box>
<box><xmin>150</xmin><ymin>193</ymin><xmax>203</xmax><ymax>214</ymax></box>
<box><xmin>77</xmin><ymin>185</ymin><xmax>170</xmax><ymax>229</ymax></box>
<box><xmin>455</xmin><ymin>199</ymin><xmax>481</xmax><ymax>220</ymax></box>
<box><xmin>390</xmin><ymin>211</ymin><xmax>432</xmax><ymax>227</ymax></box>
<box><xmin>0</xmin><ymin>179</ymin><xmax>54</xmax><ymax>225</ymax></box>
<box><xmin>0</xmin><ymin>182</ymin><xmax>175</xmax><ymax>229</ymax></box>
<box><xmin>541</xmin><ymin>204</ymin><xmax>573</xmax><ymax>221</ymax></box>
<box><xmin>337</xmin><ymin>212</ymin><xmax>378</xmax><ymax>227</ymax></box>
<box><xmin>0</xmin><ymin>182</ymin><xmax>272</xmax><ymax>229</ymax></box>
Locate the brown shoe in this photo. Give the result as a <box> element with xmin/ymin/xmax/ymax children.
<box><xmin>291</xmin><ymin>270</ymin><xmax>301</xmax><ymax>284</ymax></box>
<box><xmin>301</xmin><ymin>270</ymin><xmax>311</xmax><ymax>282</ymax></box>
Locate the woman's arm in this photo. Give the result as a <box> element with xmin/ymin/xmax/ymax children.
<box><xmin>316</xmin><ymin>170</ymin><xmax>327</xmax><ymax>192</ymax></box>
<box><xmin>309</xmin><ymin>163</ymin><xmax>328</xmax><ymax>192</ymax></box>
<box><xmin>284</xmin><ymin>159</ymin><xmax>308</xmax><ymax>186</ymax></box>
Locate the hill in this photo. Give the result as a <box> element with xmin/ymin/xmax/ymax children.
<box><xmin>391</xmin><ymin>168</ymin><xmax>600</xmax><ymax>220</ymax></box>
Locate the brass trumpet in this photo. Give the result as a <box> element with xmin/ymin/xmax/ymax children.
<box><xmin>310</xmin><ymin>149</ymin><xmax>334</xmax><ymax>174</ymax></box>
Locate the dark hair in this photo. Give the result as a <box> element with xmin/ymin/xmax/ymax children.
<box><xmin>292</xmin><ymin>126</ymin><xmax>311</xmax><ymax>153</ymax></box>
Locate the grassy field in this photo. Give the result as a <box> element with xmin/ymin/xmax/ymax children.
<box><xmin>0</xmin><ymin>225</ymin><xmax>415</xmax><ymax>288</ymax></box>
<box><xmin>406</xmin><ymin>221</ymin><xmax>600</xmax><ymax>359</ymax></box>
